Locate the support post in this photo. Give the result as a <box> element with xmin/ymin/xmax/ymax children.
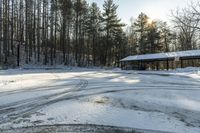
<box><xmin>137</xmin><ymin>61</ymin><xmax>140</xmax><ymax>70</ymax></box>
<box><xmin>156</xmin><ymin>61</ymin><xmax>159</xmax><ymax>70</ymax></box>
<box><xmin>181</xmin><ymin>59</ymin><xmax>183</xmax><ymax>68</ymax></box>
<box><xmin>167</xmin><ymin>59</ymin><xmax>169</xmax><ymax>71</ymax></box>
<box><xmin>120</xmin><ymin>62</ymin><xmax>123</xmax><ymax>70</ymax></box>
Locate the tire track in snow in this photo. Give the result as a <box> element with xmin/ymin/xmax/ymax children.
<box><xmin>0</xmin><ymin>79</ymin><xmax>88</xmax><ymax>125</ymax></box>
<box><xmin>0</xmin><ymin>69</ymin><xmax>73</xmax><ymax>96</ymax></box>
<box><xmin>1</xmin><ymin>70</ymin><xmax>200</xmax><ymax>130</ymax></box>
<box><xmin>2</xmin><ymin>76</ymin><xmax>199</xmax><ymax>125</ymax></box>
<box><xmin>0</xmin><ymin>124</ymin><xmax>173</xmax><ymax>133</ymax></box>
<box><xmin>1</xmin><ymin>81</ymin><xmax>198</xmax><ymax>121</ymax></box>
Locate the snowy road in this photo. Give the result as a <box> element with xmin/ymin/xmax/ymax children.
<box><xmin>0</xmin><ymin>68</ymin><xmax>200</xmax><ymax>133</ymax></box>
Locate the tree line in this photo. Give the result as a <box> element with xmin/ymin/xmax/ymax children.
<box><xmin>0</xmin><ymin>0</ymin><xmax>126</xmax><ymax>67</ymax></box>
<box><xmin>0</xmin><ymin>0</ymin><xmax>200</xmax><ymax>68</ymax></box>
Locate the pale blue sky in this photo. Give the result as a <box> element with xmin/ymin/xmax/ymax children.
<box><xmin>87</xmin><ymin>0</ymin><xmax>197</xmax><ymax>25</ymax></box>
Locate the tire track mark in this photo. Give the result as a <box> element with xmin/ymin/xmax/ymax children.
<box><xmin>0</xmin><ymin>79</ymin><xmax>88</xmax><ymax>125</ymax></box>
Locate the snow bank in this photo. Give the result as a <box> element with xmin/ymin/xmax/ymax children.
<box><xmin>176</xmin><ymin>67</ymin><xmax>200</xmax><ymax>73</ymax></box>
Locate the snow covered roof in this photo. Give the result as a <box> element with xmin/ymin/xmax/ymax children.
<box><xmin>121</xmin><ymin>49</ymin><xmax>200</xmax><ymax>62</ymax></box>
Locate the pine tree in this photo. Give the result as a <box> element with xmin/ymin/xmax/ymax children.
<box><xmin>102</xmin><ymin>0</ymin><xmax>124</xmax><ymax>66</ymax></box>
<box><xmin>59</xmin><ymin>0</ymin><xmax>72</xmax><ymax>65</ymax></box>
<box><xmin>146</xmin><ymin>21</ymin><xmax>161</xmax><ymax>53</ymax></box>
<box><xmin>50</xmin><ymin>0</ymin><xmax>55</xmax><ymax>65</ymax></box>
<box><xmin>134</xmin><ymin>13</ymin><xmax>149</xmax><ymax>54</ymax></box>
<box><xmin>87</xmin><ymin>2</ymin><xmax>101</xmax><ymax>66</ymax></box>
<box><xmin>158</xmin><ymin>21</ymin><xmax>172</xmax><ymax>52</ymax></box>
<box><xmin>0</xmin><ymin>0</ymin><xmax>2</xmax><ymax>62</ymax></box>
<box><xmin>113</xmin><ymin>28</ymin><xmax>127</xmax><ymax>67</ymax></box>
<box><xmin>37</xmin><ymin>0</ymin><xmax>41</xmax><ymax>62</ymax></box>
<box><xmin>3</xmin><ymin>0</ymin><xmax>9</xmax><ymax>63</ymax></box>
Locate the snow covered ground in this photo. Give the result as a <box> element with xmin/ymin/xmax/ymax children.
<box><xmin>0</xmin><ymin>67</ymin><xmax>200</xmax><ymax>133</ymax></box>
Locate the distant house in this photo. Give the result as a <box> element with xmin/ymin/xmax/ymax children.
<box><xmin>120</xmin><ymin>50</ymin><xmax>200</xmax><ymax>70</ymax></box>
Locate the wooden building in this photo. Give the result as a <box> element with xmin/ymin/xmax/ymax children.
<box><xmin>120</xmin><ymin>50</ymin><xmax>200</xmax><ymax>70</ymax></box>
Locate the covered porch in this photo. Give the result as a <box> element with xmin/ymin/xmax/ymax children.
<box><xmin>120</xmin><ymin>50</ymin><xmax>200</xmax><ymax>70</ymax></box>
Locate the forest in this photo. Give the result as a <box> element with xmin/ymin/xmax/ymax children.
<box><xmin>0</xmin><ymin>0</ymin><xmax>200</xmax><ymax>68</ymax></box>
